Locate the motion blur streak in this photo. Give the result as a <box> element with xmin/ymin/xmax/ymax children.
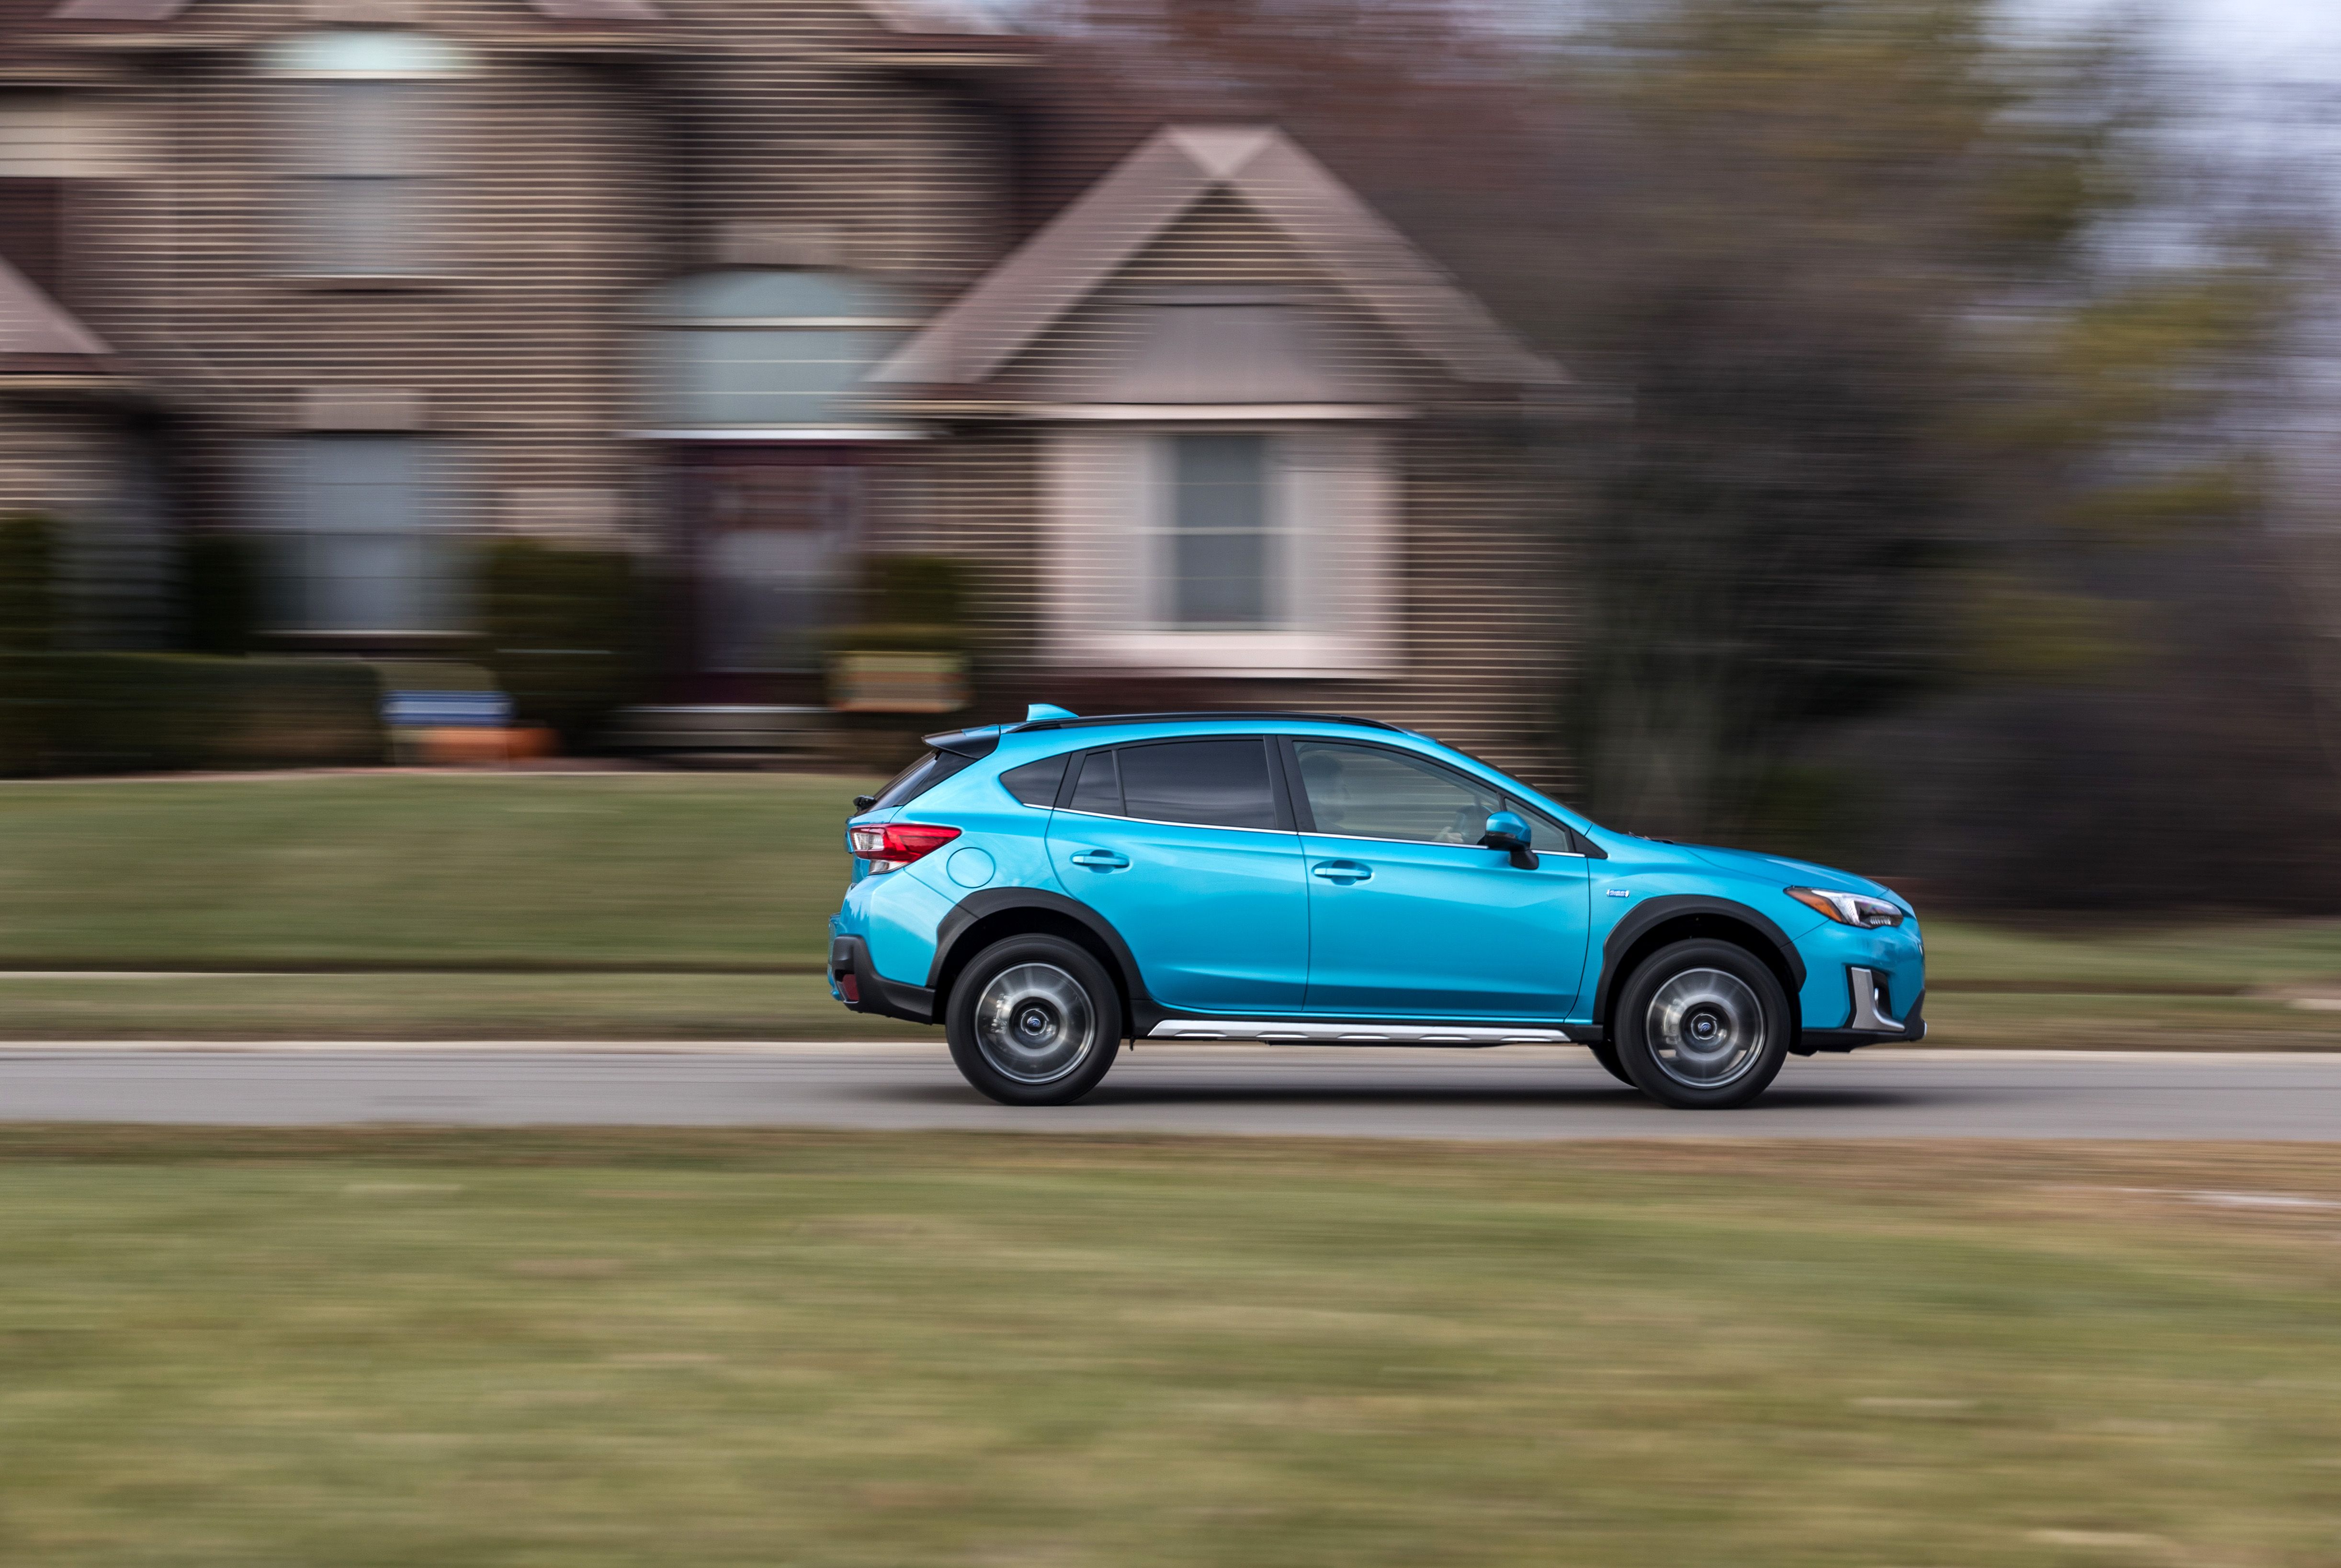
<box><xmin>0</xmin><ymin>0</ymin><xmax>2330</xmax><ymax>918</ymax></box>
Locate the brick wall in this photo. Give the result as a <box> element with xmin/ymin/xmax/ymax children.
<box><xmin>33</xmin><ymin>0</ymin><xmax>1013</xmax><ymax>576</ymax></box>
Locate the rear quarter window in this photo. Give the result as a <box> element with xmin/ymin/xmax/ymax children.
<box><xmin>998</xmin><ymin>754</ymin><xmax>1069</xmax><ymax>807</ymax></box>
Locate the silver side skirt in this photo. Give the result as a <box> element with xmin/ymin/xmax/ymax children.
<box><xmin>1846</xmin><ymin>967</ymin><xmax>1906</xmax><ymax>1032</ymax></box>
<box><xmin>1145</xmin><ymin>1020</ymin><xmax>1572</xmax><ymax>1045</ymax></box>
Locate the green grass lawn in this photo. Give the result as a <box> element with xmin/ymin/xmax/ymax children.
<box><xmin>0</xmin><ymin>772</ymin><xmax>2336</xmax><ymax>1042</ymax></box>
<box><xmin>0</xmin><ymin>772</ymin><xmax>879</xmax><ymax>968</ymax></box>
<box><xmin>1924</xmin><ymin>918</ymin><xmax>2341</xmax><ymax>993</ymax></box>
<box><xmin>0</xmin><ymin>973</ymin><xmax>927</xmax><ymax>1040</ymax></box>
<box><xmin>0</xmin><ymin>1129</ymin><xmax>2338</xmax><ymax>1566</ymax></box>
<box><xmin>1923</xmin><ymin>991</ymin><xmax>2341</xmax><ymax>1051</ymax></box>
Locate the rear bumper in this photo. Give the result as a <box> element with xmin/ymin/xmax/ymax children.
<box><xmin>828</xmin><ymin>935</ymin><xmax>937</xmax><ymax>1026</ymax></box>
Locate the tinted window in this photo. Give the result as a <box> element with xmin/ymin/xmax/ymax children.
<box><xmin>1068</xmin><ymin>750</ymin><xmax>1121</xmax><ymax>815</ymax></box>
<box><xmin>1295</xmin><ymin>741</ymin><xmax>1502</xmax><ymax>845</ymax></box>
<box><xmin>1119</xmin><ymin>739</ymin><xmax>1278</xmax><ymax>830</ymax></box>
<box><xmin>871</xmin><ymin>750</ymin><xmax>973</xmax><ymax>811</ymax></box>
<box><xmin>998</xmin><ymin>755</ymin><xmax>1069</xmax><ymax>808</ymax></box>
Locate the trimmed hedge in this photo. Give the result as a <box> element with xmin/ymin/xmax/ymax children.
<box><xmin>0</xmin><ymin>654</ymin><xmax>386</xmax><ymax>777</ymax></box>
<box><xmin>479</xmin><ymin>540</ymin><xmax>645</xmax><ymax>752</ymax></box>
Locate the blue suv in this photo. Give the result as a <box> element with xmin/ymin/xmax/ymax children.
<box><xmin>829</xmin><ymin>708</ymin><xmax>1924</xmax><ymax>1110</ymax></box>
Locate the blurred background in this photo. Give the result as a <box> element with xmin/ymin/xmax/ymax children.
<box><xmin>7</xmin><ymin>7</ymin><xmax>2341</xmax><ymax>1562</ymax></box>
<box><xmin>1</xmin><ymin>0</ymin><xmax>2339</xmax><ymax>916</ymax></box>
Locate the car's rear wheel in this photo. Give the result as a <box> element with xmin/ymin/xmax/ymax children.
<box><xmin>1613</xmin><ymin>938</ymin><xmax>1789</xmax><ymax>1110</ymax></box>
<box><xmin>946</xmin><ymin>935</ymin><xmax>1122</xmax><ymax>1105</ymax></box>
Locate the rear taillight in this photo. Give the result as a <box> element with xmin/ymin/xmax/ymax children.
<box><xmin>849</xmin><ymin>821</ymin><xmax>961</xmax><ymax>873</ymax></box>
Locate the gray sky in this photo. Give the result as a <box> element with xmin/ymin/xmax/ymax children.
<box><xmin>2040</xmin><ymin>0</ymin><xmax>2341</xmax><ymax>82</ymax></box>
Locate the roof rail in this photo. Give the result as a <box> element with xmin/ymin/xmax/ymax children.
<box><xmin>1011</xmin><ymin>710</ymin><xmax>1403</xmax><ymax>733</ymax></box>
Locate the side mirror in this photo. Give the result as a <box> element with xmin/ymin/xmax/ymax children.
<box><xmin>852</xmin><ymin>794</ymin><xmax>878</xmax><ymax>813</ymax></box>
<box><xmin>1479</xmin><ymin>811</ymin><xmax>1539</xmax><ymax>870</ymax></box>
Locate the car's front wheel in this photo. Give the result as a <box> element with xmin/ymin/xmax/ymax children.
<box><xmin>1587</xmin><ymin>1040</ymin><xmax>1637</xmax><ymax>1087</ymax></box>
<box><xmin>946</xmin><ymin>935</ymin><xmax>1122</xmax><ymax>1105</ymax></box>
<box><xmin>1613</xmin><ymin>939</ymin><xmax>1789</xmax><ymax>1109</ymax></box>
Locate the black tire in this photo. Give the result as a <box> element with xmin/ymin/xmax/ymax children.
<box><xmin>1612</xmin><ymin>938</ymin><xmax>1790</xmax><ymax>1110</ymax></box>
<box><xmin>1587</xmin><ymin>1039</ymin><xmax>1637</xmax><ymax>1086</ymax></box>
<box><xmin>945</xmin><ymin>935</ymin><xmax>1123</xmax><ymax>1106</ymax></box>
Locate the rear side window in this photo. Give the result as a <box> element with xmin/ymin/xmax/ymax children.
<box><xmin>1118</xmin><ymin>739</ymin><xmax>1279</xmax><ymax>830</ymax></box>
<box><xmin>871</xmin><ymin>750</ymin><xmax>973</xmax><ymax>812</ymax></box>
<box><xmin>998</xmin><ymin>755</ymin><xmax>1069</xmax><ymax>808</ymax></box>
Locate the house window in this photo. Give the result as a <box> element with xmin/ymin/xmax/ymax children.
<box><xmin>252</xmin><ymin>434</ymin><xmax>459</xmax><ymax>633</ymax></box>
<box><xmin>264</xmin><ymin>32</ymin><xmax>469</xmax><ymax>277</ymax></box>
<box><xmin>1167</xmin><ymin>432</ymin><xmax>1276</xmax><ymax>629</ymax></box>
<box><xmin>643</xmin><ymin>271</ymin><xmax>913</xmax><ymax>435</ymax></box>
<box><xmin>1044</xmin><ymin>424</ymin><xmax>1396</xmax><ymax>677</ymax></box>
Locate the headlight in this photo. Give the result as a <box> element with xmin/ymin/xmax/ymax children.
<box><xmin>1786</xmin><ymin>886</ymin><xmax>1906</xmax><ymax>928</ymax></box>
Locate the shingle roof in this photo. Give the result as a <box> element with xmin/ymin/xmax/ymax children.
<box><xmin>0</xmin><ymin>253</ymin><xmax>113</xmax><ymax>372</ymax></box>
<box><xmin>45</xmin><ymin>0</ymin><xmax>1005</xmax><ymax>28</ymax></box>
<box><xmin>48</xmin><ymin>0</ymin><xmax>663</xmax><ymax>22</ymax></box>
<box><xmin>873</xmin><ymin>124</ymin><xmax>1562</xmax><ymax>391</ymax></box>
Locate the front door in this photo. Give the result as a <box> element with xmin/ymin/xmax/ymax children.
<box><xmin>1290</xmin><ymin>739</ymin><xmax>1590</xmax><ymax>1018</ymax></box>
<box><xmin>1044</xmin><ymin>737</ymin><xmax>1309</xmax><ymax>1012</ymax></box>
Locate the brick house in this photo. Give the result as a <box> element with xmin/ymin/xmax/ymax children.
<box><xmin>0</xmin><ymin>0</ymin><xmax>1570</xmax><ymax>774</ymax></box>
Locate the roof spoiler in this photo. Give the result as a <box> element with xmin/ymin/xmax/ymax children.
<box><xmin>921</xmin><ymin>724</ymin><xmax>1004</xmax><ymax>760</ymax></box>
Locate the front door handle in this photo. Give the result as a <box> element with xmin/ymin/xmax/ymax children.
<box><xmin>1069</xmin><ymin>849</ymin><xmax>1129</xmax><ymax>869</ymax></box>
<box><xmin>1312</xmin><ymin>860</ymin><xmax>1372</xmax><ymax>883</ymax></box>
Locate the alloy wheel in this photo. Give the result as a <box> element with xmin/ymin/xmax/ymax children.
<box><xmin>973</xmin><ymin>962</ymin><xmax>1097</xmax><ymax>1084</ymax></box>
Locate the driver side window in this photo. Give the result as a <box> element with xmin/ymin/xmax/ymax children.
<box><xmin>1293</xmin><ymin>742</ymin><xmax>1503</xmax><ymax>845</ymax></box>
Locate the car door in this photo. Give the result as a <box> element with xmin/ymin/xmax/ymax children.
<box><xmin>1044</xmin><ymin>736</ymin><xmax>1310</xmax><ymax>1012</ymax></box>
<box><xmin>1288</xmin><ymin>738</ymin><xmax>1590</xmax><ymax>1018</ymax></box>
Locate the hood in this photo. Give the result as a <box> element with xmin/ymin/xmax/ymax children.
<box><xmin>1674</xmin><ymin>843</ymin><xmax>1904</xmax><ymax>905</ymax></box>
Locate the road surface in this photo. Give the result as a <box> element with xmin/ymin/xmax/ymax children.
<box><xmin>0</xmin><ymin>1043</ymin><xmax>2337</xmax><ymax>1138</ymax></box>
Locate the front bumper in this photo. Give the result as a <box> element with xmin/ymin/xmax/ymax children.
<box><xmin>828</xmin><ymin>935</ymin><xmax>937</xmax><ymax>1026</ymax></box>
<box><xmin>1796</xmin><ymin>966</ymin><xmax>1927</xmax><ymax>1052</ymax></box>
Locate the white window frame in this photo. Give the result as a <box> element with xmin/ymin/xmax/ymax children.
<box><xmin>1043</xmin><ymin>417</ymin><xmax>1397</xmax><ymax>677</ymax></box>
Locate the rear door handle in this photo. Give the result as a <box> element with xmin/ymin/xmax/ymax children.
<box><xmin>1312</xmin><ymin>860</ymin><xmax>1371</xmax><ymax>883</ymax></box>
<box><xmin>1069</xmin><ymin>849</ymin><xmax>1129</xmax><ymax>869</ymax></box>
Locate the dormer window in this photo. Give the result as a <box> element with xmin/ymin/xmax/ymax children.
<box><xmin>262</xmin><ymin>31</ymin><xmax>472</xmax><ymax>278</ymax></box>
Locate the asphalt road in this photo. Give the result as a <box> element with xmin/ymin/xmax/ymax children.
<box><xmin>1</xmin><ymin>1044</ymin><xmax>2338</xmax><ymax>1138</ymax></box>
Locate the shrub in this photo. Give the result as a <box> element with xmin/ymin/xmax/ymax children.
<box><xmin>478</xmin><ymin>540</ymin><xmax>645</xmax><ymax>751</ymax></box>
<box><xmin>0</xmin><ymin>654</ymin><xmax>385</xmax><ymax>777</ymax></box>
<box><xmin>0</xmin><ymin>513</ymin><xmax>61</xmax><ymax>772</ymax></box>
<box><xmin>183</xmin><ymin>533</ymin><xmax>263</xmax><ymax>656</ymax></box>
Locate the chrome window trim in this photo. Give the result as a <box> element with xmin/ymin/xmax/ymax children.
<box><xmin>1051</xmin><ymin>805</ymin><xmax>1295</xmax><ymax>837</ymax></box>
<box><xmin>1298</xmin><ymin>827</ymin><xmax>1584</xmax><ymax>857</ymax></box>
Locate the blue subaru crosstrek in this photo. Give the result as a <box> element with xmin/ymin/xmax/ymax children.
<box><xmin>828</xmin><ymin>707</ymin><xmax>1924</xmax><ymax>1110</ymax></box>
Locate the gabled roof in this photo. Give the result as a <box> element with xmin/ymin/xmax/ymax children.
<box><xmin>0</xmin><ymin>253</ymin><xmax>114</xmax><ymax>372</ymax></box>
<box><xmin>858</xmin><ymin>0</ymin><xmax>1011</xmax><ymax>35</ymax></box>
<box><xmin>49</xmin><ymin>0</ymin><xmax>661</xmax><ymax>23</ymax></box>
<box><xmin>874</xmin><ymin>124</ymin><xmax>1561</xmax><ymax>391</ymax></box>
<box><xmin>44</xmin><ymin>0</ymin><xmax>1005</xmax><ymax>30</ymax></box>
